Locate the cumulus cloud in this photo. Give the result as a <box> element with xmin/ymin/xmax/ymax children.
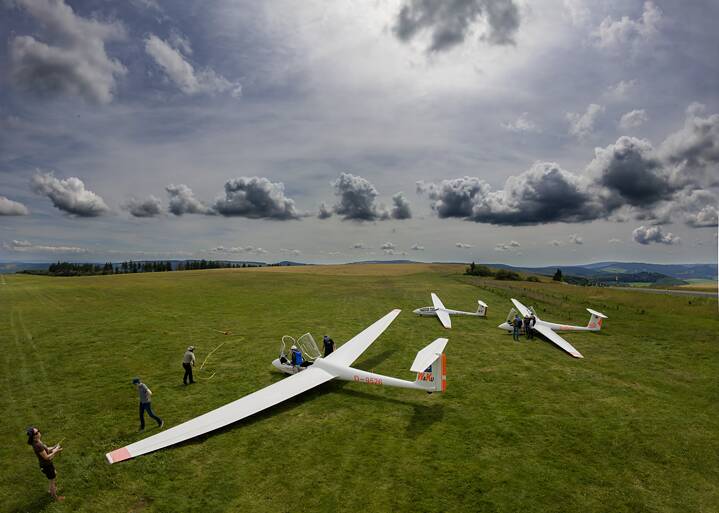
<box><xmin>331</xmin><ymin>173</ymin><xmax>390</xmax><ymax>221</ymax></box>
<box><xmin>632</xmin><ymin>225</ymin><xmax>680</xmax><ymax>245</ymax></box>
<box><xmin>166</xmin><ymin>184</ymin><xmax>213</xmax><ymax>216</ymax></box>
<box><xmin>501</xmin><ymin>112</ymin><xmax>540</xmax><ymax>133</ymax></box>
<box><xmin>9</xmin><ymin>0</ymin><xmax>126</xmax><ymax>104</ymax></box>
<box><xmin>550</xmin><ymin>240</ymin><xmax>562</xmax><ymax>247</ymax></box>
<box><xmin>566</xmin><ymin>104</ymin><xmax>604</xmax><ymax>139</ymax></box>
<box><xmin>31</xmin><ymin>172</ymin><xmax>109</xmax><ymax>217</ymax></box>
<box><xmin>380</xmin><ymin>242</ymin><xmax>396</xmax><ymax>250</ymax></box>
<box><xmin>352</xmin><ymin>242</ymin><xmax>365</xmax><ymax>249</ymax></box>
<box><xmin>393</xmin><ymin>0</ymin><xmax>520</xmax><ymax>53</ymax></box>
<box><xmin>410</xmin><ymin>243</ymin><xmax>425</xmax><ymax>251</ymax></box>
<box><xmin>145</xmin><ymin>35</ymin><xmax>241</xmax><ymax>96</ymax></box>
<box><xmin>456</xmin><ymin>242</ymin><xmax>473</xmax><ymax>248</ymax></box>
<box><xmin>605</xmin><ymin>79</ymin><xmax>638</xmax><ymax>102</ymax></box>
<box><xmin>594</xmin><ymin>2</ymin><xmax>662</xmax><ymax>51</ymax></box>
<box><xmin>0</xmin><ymin>196</ymin><xmax>29</xmax><ymax>216</ymax></box>
<box><xmin>318</xmin><ymin>202</ymin><xmax>332</xmax><ymax>219</ymax></box>
<box><xmin>569</xmin><ymin>233</ymin><xmax>584</xmax><ymax>245</ymax></box>
<box><xmin>213</xmin><ymin>177</ymin><xmax>299</xmax><ymax>220</ymax></box>
<box><xmin>210</xmin><ymin>245</ymin><xmax>267</xmax><ymax>255</ymax></box>
<box><xmin>4</xmin><ymin>239</ymin><xmax>87</xmax><ymax>253</ymax></box>
<box><xmin>123</xmin><ymin>195</ymin><xmax>163</xmax><ymax>218</ymax></box>
<box><xmin>280</xmin><ymin>248</ymin><xmax>302</xmax><ymax>256</ymax></box>
<box><xmin>608</xmin><ymin>238</ymin><xmax>622</xmax><ymax>243</ymax></box>
<box><xmin>495</xmin><ymin>240</ymin><xmax>520</xmax><ymax>251</ymax></box>
<box><xmin>620</xmin><ymin>109</ymin><xmax>648</xmax><ymax>130</ymax></box>
<box><xmin>391</xmin><ymin>192</ymin><xmax>412</xmax><ymax>220</ymax></box>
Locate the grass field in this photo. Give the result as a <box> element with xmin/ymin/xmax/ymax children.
<box><xmin>1</xmin><ymin>264</ymin><xmax>718</xmax><ymax>513</ymax></box>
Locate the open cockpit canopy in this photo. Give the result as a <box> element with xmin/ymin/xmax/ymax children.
<box><xmin>280</xmin><ymin>333</ymin><xmax>321</xmax><ymax>361</ymax></box>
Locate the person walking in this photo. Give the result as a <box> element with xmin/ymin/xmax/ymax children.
<box><xmin>183</xmin><ymin>346</ymin><xmax>196</xmax><ymax>385</ymax></box>
<box><xmin>133</xmin><ymin>377</ymin><xmax>164</xmax><ymax>431</ymax></box>
<box><xmin>322</xmin><ymin>335</ymin><xmax>335</xmax><ymax>357</ymax></box>
<box><xmin>27</xmin><ymin>426</ymin><xmax>64</xmax><ymax>501</ymax></box>
<box><xmin>512</xmin><ymin>314</ymin><xmax>522</xmax><ymax>341</ymax></box>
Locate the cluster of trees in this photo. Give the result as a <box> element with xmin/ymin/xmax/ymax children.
<box><xmin>22</xmin><ymin>260</ymin><xmax>266</xmax><ymax>277</ymax></box>
<box><xmin>464</xmin><ymin>262</ymin><xmax>539</xmax><ymax>282</ymax></box>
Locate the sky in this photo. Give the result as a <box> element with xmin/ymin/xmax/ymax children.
<box><xmin>0</xmin><ymin>0</ymin><xmax>717</xmax><ymax>265</ymax></box>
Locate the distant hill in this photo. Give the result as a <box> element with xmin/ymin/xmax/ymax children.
<box><xmin>486</xmin><ymin>262</ymin><xmax>716</xmax><ymax>281</ymax></box>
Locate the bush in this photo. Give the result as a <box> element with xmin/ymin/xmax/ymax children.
<box><xmin>526</xmin><ymin>276</ymin><xmax>540</xmax><ymax>282</ymax></box>
<box><xmin>495</xmin><ymin>269</ymin><xmax>521</xmax><ymax>281</ymax></box>
<box><xmin>465</xmin><ymin>262</ymin><xmax>494</xmax><ymax>277</ymax></box>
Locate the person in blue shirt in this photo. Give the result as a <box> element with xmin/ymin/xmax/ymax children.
<box><xmin>512</xmin><ymin>314</ymin><xmax>522</xmax><ymax>341</ymax></box>
<box><xmin>322</xmin><ymin>335</ymin><xmax>335</xmax><ymax>357</ymax></box>
<box><xmin>290</xmin><ymin>345</ymin><xmax>303</xmax><ymax>372</ymax></box>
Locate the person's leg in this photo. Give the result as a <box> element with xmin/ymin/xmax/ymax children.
<box><xmin>183</xmin><ymin>363</ymin><xmax>190</xmax><ymax>384</ymax></box>
<box><xmin>146</xmin><ymin>403</ymin><xmax>163</xmax><ymax>426</ymax></box>
<box><xmin>188</xmin><ymin>364</ymin><xmax>194</xmax><ymax>384</ymax></box>
<box><xmin>139</xmin><ymin>402</ymin><xmax>146</xmax><ymax>430</ymax></box>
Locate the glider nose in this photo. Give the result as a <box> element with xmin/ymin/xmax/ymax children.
<box><xmin>413</xmin><ymin>308</ymin><xmax>420</xmax><ymax>315</ymax></box>
<box><xmin>498</xmin><ymin>322</ymin><xmax>511</xmax><ymax>331</ymax></box>
<box><xmin>271</xmin><ymin>358</ymin><xmax>283</xmax><ymax>371</ymax></box>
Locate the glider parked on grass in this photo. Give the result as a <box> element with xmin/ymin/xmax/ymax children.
<box><xmin>106</xmin><ymin>309</ymin><xmax>447</xmax><ymax>464</ymax></box>
<box><xmin>413</xmin><ymin>292</ymin><xmax>488</xmax><ymax>329</ymax></box>
<box><xmin>498</xmin><ymin>298</ymin><xmax>607</xmax><ymax>358</ymax></box>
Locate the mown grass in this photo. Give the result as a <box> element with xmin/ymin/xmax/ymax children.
<box><xmin>1</xmin><ymin>264</ymin><xmax>717</xmax><ymax>513</ymax></box>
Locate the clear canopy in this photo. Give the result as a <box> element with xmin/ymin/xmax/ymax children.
<box><xmin>279</xmin><ymin>333</ymin><xmax>321</xmax><ymax>361</ymax></box>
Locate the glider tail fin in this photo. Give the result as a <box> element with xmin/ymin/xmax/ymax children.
<box><xmin>411</xmin><ymin>338</ymin><xmax>448</xmax><ymax>393</ymax></box>
<box><xmin>586</xmin><ymin>308</ymin><xmax>608</xmax><ymax>331</ymax></box>
<box><xmin>476</xmin><ymin>300</ymin><xmax>488</xmax><ymax>317</ymax></box>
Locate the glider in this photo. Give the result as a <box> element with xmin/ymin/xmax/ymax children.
<box><xmin>499</xmin><ymin>298</ymin><xmax>607</xmax><ymax>358</ymax></box>
<box><xmin>106</xmin><ymin>310</ymin><xmax>448</xmax><ymax>464</ymax></box>
<box><xmin>413</xmin><ymin>292</ymin><xmax>488</xmax><ymax>329</ymax></box>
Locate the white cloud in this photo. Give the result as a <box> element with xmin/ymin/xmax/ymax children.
<box><xmin>632</xmin><ymin>225</ymin><xmax>680</xmax><ymax>245</ymax></box>
<box><xmin>495</xmin><ymin>240</ymin><xmax>520</xmax><ymax>251</ymax></box>
<box><xmin>567</xmin><ymin>104</ymin><xmax>604</xmax><ymax>139</ymax></box>
<box><xmin>456</xmin><ymin>242</ymin><xmax>473</xmax><ymax>248</ymax></box>
<box><xmin>166</xmin><ymin>184</ymin><xmax>213</xmax><ymax>216</ymax></box>
<box><xmin>0</xmin><ymin>196</ymin><xmax>29</xmax><ymax>216</ymax></box>
<box><xmin>605</xmin><ymin>79</ymin><xmax>638</xmax><ymax>102</ymax></box>
<box><xmin>145</xmin><ymin>34</ymin><xmax>241</xmax><ymax>97</ymax></box>
<box><xmin>501</xmin><ymin>112</ymin><xmax>540</xmax><ymax>133</ymax></box>
<box><xmin>568</xmin><ymin>233</ymin><xmax>583</xmax><ymax>245</ymax></box>
<box><xmin>594</xmin><ymin>2</ymin><xmax>662</xmax><ymax>51</ymax></box>
<box><xmin>123</xmin><ymin>196</ymin><xmax>163</xmax><ymax>218</ymax></box>
<box><xmin>549</xmin><ymin>239</ymin><xmax>562</xmax><ymax>247</ymax></box>
<box><xmin>380</xmin><ymin>242</ymin><xmax>396</xmax><ymax>250</ymax></box>
<box><xmin>9</xmin><ymin>0</ymin><xmax>126</xmax><ymax>104</ymax></box>
<box><xmin>620</xmin><ymin>109</ymin><xmax>648</xmax><ymax>130</ymax></box>
<box><xmin>608</xmin><ymin>238</ymin><xmax>622</xmax><ymax>243</ymax></box>
<box><xmin>31</xmin><ymin>172</ymin><xmax>109</xmax><ymax>217</ymax></box>
<box><xmin>410</xmin><ymin>243</ymin><xmax>425</xmax><ymax>251</ymax></box>
<box><xmin>4</xmin><ymin>239</ymin><xmax>87</xmax><ymax>254</ymax></box>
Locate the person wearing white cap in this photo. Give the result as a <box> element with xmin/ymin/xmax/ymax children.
<box><xmin>290</xmin><ymin>345</ymin><xmax>303</xmax><ymax>372</ymax></box>
<box><xmin>182</xmin><ymin>346</ymin><xmax>196</xmax><ymax>385</ymax></box>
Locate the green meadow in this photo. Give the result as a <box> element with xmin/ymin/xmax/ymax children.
<box><xmin>1</xmin><ymin>264</ymin><xmax>717</xmax><ymax>513</ymax></box>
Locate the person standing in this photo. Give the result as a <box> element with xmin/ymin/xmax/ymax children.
<box><xmin>322</xmin><ymin>335</ymin><xmax>335</xmax><ymax>357</ymax></box>
<box><xmin>133</xmin><ymin>377</ymin><xmax>164</xmax><ymax>431</ymax></box>
<box><xmin>512</xmin><ymin>314</ymin><xmax>522</xmax><ymax>341</ymax></box>
<box><xmin>523</xmin><ymin>315</ymin><xmax>532</xmax><ymax>341</ymax></box>
<box><xmin>528</xmin><ymin>314</ymin><xmax>536</xmax><ymax>340</ymax></box>
<box><xmin>183</xmin><ymin>346</ymin><xmax>196</xmax><ymax>385</ymax></box>
<box><xmin>27</xmin><ymin>426</ymin><xmax>64</xmax><ymax>501</ymax></box>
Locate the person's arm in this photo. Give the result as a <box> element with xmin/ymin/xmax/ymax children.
<box><xmin>38</xmin><ymin>445</ymin><xmax>62</xmax><ymax>461</ymax></box>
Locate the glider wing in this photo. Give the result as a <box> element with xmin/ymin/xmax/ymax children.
<box><xmin>436</xmin><ymin>309</ymin><xmax>452</xmax><ymax>329</ymax></box>
<box><xmin>106</xmin><ymin>366</ymin><xmax>336</xmax><ymax>464</ymax></box>
<box><xmin>431</xmin><ymin>293</ymin><xmax>446</xmax><ymax>310</ymax></box>
<box><xmin>324</xmin><ymin>309</ymin><xmax>401</xmax><ymax>367</ymax></box>
<box><xmin>510</xmin><ymin>298</ymin><xmax>532</xmax><ymax>317</ymax></box>
<box><xmin>533</xmin><ymin>323</ymin><xmax>584</xmax><ymax>359</ymax></box>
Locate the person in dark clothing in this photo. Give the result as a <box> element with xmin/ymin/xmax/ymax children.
<box><xmin>182</xmin><ymin>345</ymin><xmax>196</xmax><ymax>385</ymax></box>
<box><xmin>322</xmin><ymin>335</ymin><xmax>335</xmax><ymax>357</ymax></box>
<box><xmin>528</xmin><ymin>314</ymin><xmax>536</xmax><ymax>340</ymax></box>
<box><xmin>133</xmin><ymin>377</ymin><xmax>164</xmax><ymax>431</ymax></box>
<box><xmin>512</xmin><ymin>314</ymin><xmax>522</xmax><ymax>341</ymax></box>
<box><xmin>27</xmin><ymin>426</ymin><xmax>64</xmax><ymax>501</ymax></box>
<box><xmin>523</xmin><ymin>315</ymin><xmax>532</xmax><ymax>341</ymax></box>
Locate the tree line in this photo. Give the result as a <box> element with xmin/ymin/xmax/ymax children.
<box><xmin>20</xmin><ymin>260</ymin><xmax>264</xmax><ymax>276</ymax></box>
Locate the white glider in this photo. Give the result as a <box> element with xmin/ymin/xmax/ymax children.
<box><xmin>106</xmin><ymin>310</ymin><xmax>448</xmax><ymax>464</ymax></box>
<box><xmin>498</xmin><ymin>298</ymin><xmax>607</xmax><ymax>359</ymax></box>
<box><xmin>413</xmin><ymin>292</ymin><xmax>488</xmax><ymax>329</ymax></box>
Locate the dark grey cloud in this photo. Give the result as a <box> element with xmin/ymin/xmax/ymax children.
<box><xmin>589</xmin><ymin>136</ymin><xmax>673</xmax><ymax>207</ymax></box>
<box><xmin>420</xmin><ymin>105</ymin><xmax>719</xmax><ymax>228</ymax></box>
<box><xmin>391</xmin><ymin>192</ymin><xmax>412</xmax><ymax>220</ymax></box>
<box><xmin>0</xmin><ymin>196</ymin><xmax>29</xmax><ymax>216</ymax></box>
<box><xmin>31</xmin><ymin>172</ymin><xmax>109</xmax><ymax>217</ymax></box>
<box><xmin>331</xmin><ymin>172</ymin><xmax>389</xmax><ymax>221</ymax></box>
<box><xmin>393</xmin><ymin>0</ymin><xmax>519</xmax><ymax>53</ymax></box>
<box><xmin>422</xmin><ymin>163</ymin><xmax>602</xmax><ymax>225</ymax></box>
<box><xmin>165</xmin><ymin>184</ymin><xmax>213</xmax><ymax>216</ymax></box>
<box><xmin>123</xmin><ymin>195</ymin><xmax>163</xmax><ymax>218</ymax></box>
<box><xmin>318</xmin><ymin>202</ymin><xmax>332</xmax><ymax>219</ymax></box>
<box><xmin>632</xmin><ymin>225</ymin><xmax>680</xmax><ymax>245</ymax></box>
<box><xmin>8</xmin><ymin>0</ymin><xmax>127</xmax><ymax>104</ymax></box>
<box><xmin>213</xmin><ymin>177</ymin><xmax>299</xmax><ymax>220</ymax></box>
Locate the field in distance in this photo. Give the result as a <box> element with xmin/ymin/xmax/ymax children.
<box><xmin>1</xmin><ymin>264</ymin><xmax>717</xmax><ymax>513</ymax></box>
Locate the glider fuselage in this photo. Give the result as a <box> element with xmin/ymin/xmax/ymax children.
<box><xmin>413</xmin><ymin>306</ymin><xmax>482</xmax><ymax>317</ymax></box>
<box><xmin>498</xmin><ymin>319</ymin><xmax>599</xmax><ymax>333</ymax></box>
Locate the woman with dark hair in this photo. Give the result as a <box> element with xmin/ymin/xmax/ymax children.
<box><xmin>26</xmin><ymin>427</ymin><xmax>64</xmax><ymax>501</ymax></box>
